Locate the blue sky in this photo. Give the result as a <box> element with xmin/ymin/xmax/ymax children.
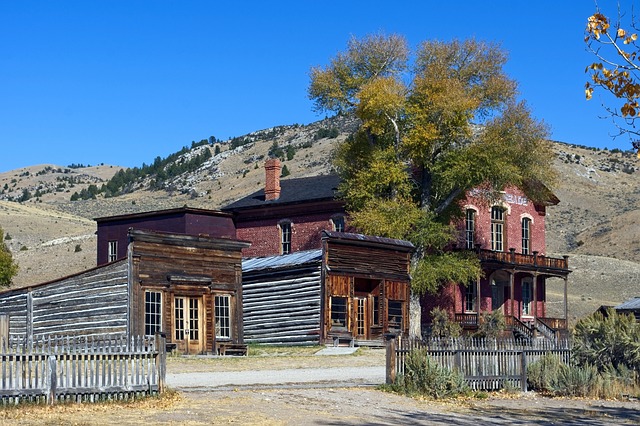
<box><xmin>0</xmin><ymin>1</ymin><xmax>630</xmax><ymax>172</ymax></box>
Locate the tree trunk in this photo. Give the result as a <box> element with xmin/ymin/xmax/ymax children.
<box><xmin>409</xmin><ymin>291</ymin><xmax>422</xmax><ymax>339</ymax></box>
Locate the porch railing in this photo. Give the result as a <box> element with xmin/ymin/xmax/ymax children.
<box><xmin>476</xmin><ymin>249</ymin><xmax>569</xmax><ymax>270</ymax></box>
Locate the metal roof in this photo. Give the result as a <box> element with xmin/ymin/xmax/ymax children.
<box><xmin>615</xmin><ymin>297</ymin><xmax>640</xmax><ymax>311</ymax></box>
<box><xmin>242</xmin><ymin>249</ymin><xmax>323</xmax><ymax>272</ymax></box>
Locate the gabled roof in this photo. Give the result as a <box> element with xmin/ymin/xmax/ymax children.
<box><xmin>221</xmin><ymin>174</ymin><xmax>341</xmax><ymax>211</ymax></box>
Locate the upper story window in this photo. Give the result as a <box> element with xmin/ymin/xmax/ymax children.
<box><xmin>465</xmin><ymin>209</ymin><xmax>476</xmax><ymax>249</ymax></box>
<box><xmin>280</xmin><ymin>221</ymin><xmax>292</xmax><ymax>255</ymax></box>
<box><xmin>332</xmin><ymin>215</ymin><xmax>345</xmax><ymax>232</ymax></box>
<box><xmin>490</xmin><ymin>207</ymin><xmax>505</xmax><ymax>252</ymax></box>
<box><xmin>522</xmin><ymin>217</ymin><xmax>532</xmax><ymax>255</ymax></box>
<box><xmin>108</xmin><ymin>240</ymin><xmax>118</xmax><ymax>262</ymax></box>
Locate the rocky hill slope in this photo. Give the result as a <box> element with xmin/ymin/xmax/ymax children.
<box><xmin>1</xmin><ymin>116</ymin><xmax>639</xmax><ymax>323</ymax></box>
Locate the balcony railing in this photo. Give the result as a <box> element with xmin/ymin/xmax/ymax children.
<box><xmin>475</xmin><ymin>248</ymin><xmax>569</xmax><ymax>271</ymax></box>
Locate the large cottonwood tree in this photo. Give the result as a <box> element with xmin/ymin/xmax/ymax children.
<box><xmin>309</xmin><ymin>34</ymin><xmax>556</xmax><ymax>336</ymax></box>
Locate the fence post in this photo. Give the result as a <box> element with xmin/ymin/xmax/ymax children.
<box><xmin>48</xmin><ymin>355</ymin><xmax>57</xmax><ymax>405</ymax></box>
<box><xmin>520</xmin><ymin>351</ymin><xmax>527</xmax><ymax>392</ymax></box>
<box><xmin>155</xmin><ymin>332</ymin><xmax>167</xmax><ymax>393</ymax></box>
<box><xmin>385</xmin><ymin>333</ymin><xmax>397</xmax><ymax>385</ymax></box>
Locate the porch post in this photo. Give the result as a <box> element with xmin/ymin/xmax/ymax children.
<box><xmin>476</xmin><ymin>276</ymin><xmax>481</xmax><ymax>322</ymax></box>
<box><xmin>563</xmin><ymin>276</ymin><xmax>568</xmax><ymax>321</ymax></box>
<box><xmin>509</xmin><ymin>271</ymin><xmax>515</xmax><ymax>318</ymax></box>
<box><xmin>533</xmin><ymin>272</ymin><xmax>538</xmax><ymax>319</ymax></box>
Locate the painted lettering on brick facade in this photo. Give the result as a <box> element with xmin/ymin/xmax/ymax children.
<box><xmin>503</xmin><ymin>193</ymin><xmax>528</xmax><ymax>206</ymax></box>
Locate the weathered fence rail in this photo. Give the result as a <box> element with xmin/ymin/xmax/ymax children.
<box><xmin>387</xmin><ymin>336</ymin><xmax>571</xmax><ymax>391</ymax></box>
<box><xmin>0</xmin><ymin>334</ymin><xmax>166</xmax><ymax>405</ymax></box>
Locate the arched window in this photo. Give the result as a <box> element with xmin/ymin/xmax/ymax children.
<box><xmin>491</xmin><ymin>206</ymin><xmax>506</xmax><ymax>252</ymax></box>
<box><xmin>465</xmin><ymin>209</ymin><xmax>476</xmax><ymax>249</ymax></box>
<box><xmin>522</xmin><ymin>217</ymin><xmax>532</xmax><ymax>255</ymax></box>
<box><xmin>279</xmin><ymin>221</ymin><xmax>292</xmax><ymax>254</ymax></box>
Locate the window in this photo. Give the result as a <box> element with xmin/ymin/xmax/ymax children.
<box><xmin>174</xmin><ymin>298</ymin><xmax>185</xmax><ymax>340</ymax></box>
<box><xmin>465</xmin><ymin>284</ymin><xmax>476</xmax><ymax>312</ymax></box>
<box><xmin>330</xmin><ymin>296</ymin><xmax>348</xmax><ymax>329</ymax></box>
<box><xmin>522</xmin><ymin>279</ymin><xmax>532</xmax><ymax>316</ymax></box>
<box><xmin>144</xmin><ymin>291</ymin><xmax>162</xmax><ymax>336</ymax></box>
<box><xmin>373</xmin><ymin>296</ymin><xmax>380</xmax><ymax>326</ymax></box>
<box><xmin>465</xmin><ymin>209</ymin><xmax>476</xmax><ymax>249</ymax></box>
<box><xmin>332</xmin><ymin>215</ymin><xmax>345</xmax><ymax>232</ymax></box>
<box><xmin>108</xmin><ymin>240</ymin><xmax>118</xmax><ymax>262</ymax></box>
<box><xmin>188</xmin><ymin>298</ymin><xmax>199</xmax><ymax>340</ymax></box>
<box><xmin>214</xmin><ymin>294</ymin><xmax>231</xmax><ymax>339</ymax></box>
<box><xmin>491</xmin><ymin>207</ymin><xmax>505</xmax><ymax>252</ymax></box>
<box><xmin>280</xmin><ymin>221</ymin><xmax>292</xmax><ymax>254</ymax></box>
<box><xmin>388</xmin><ymin>300</ymin><xmax>403</xmax><ymax>330</ymax></box>
<box><xmin>522</xmin><ymin>218</ymin><xmax>531</xmax><ymax>255</ymax></box>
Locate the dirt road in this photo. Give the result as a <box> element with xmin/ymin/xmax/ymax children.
<box><xmin>1</xmin><ymin>348</ymin><xmax>639</xmax><ymax>425</ymax></box>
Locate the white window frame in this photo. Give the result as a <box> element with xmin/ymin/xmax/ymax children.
<box><xmin>491</xmin><ymin>207</ymin><xmax>505</xmax><ymax>252</ymax></box>
<box><xmin>464</xmin><ymin>284</ymin><xmax>476</xmax><ymax>312</ymax></box>
<box><xmin>522</xmin><ymin>217</ymin><xmax>532</xmax><ymax>255</ymax></box>
<box><xmin>108</xmin><ymin>240</ymin><xmax>118</xmax><ymax>262</ymax></box>
<box><xmin>144</xmin><ymin>291</ymin><xmax>162</xmax><ymax>336</ymax></box>
<box><xmin>280</xmin><ymin>221</ymin><xmax>292</xmax><ymax>255</ymax></box>
<box><xmin>465</xmin><ymin>209</ymin><xmax>476</xmax><ymax>249</ymax></box>
<box><xmin>215</xmin><ymin>294</ymin><xmax>232</xmax><ymax>339</ymax></box>
<box><xmin>332</xmin><ymin>215</ymin><xmax>345</xmax><ymax>232</ymax></box>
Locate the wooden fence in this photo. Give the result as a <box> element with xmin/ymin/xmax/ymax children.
<box><xmin>386</xmin><ymin>336</ymin><xmax>571</xmax><ymax>391</ymax></box>
<box><xmin>0</xmin><ymin>334</ymin><xmax>166</xmax><ymax>405</ymax></box>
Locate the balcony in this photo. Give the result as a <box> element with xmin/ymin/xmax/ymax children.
<box><xmin>475</xmin><ymin>248</ymin><xmax>569</xmax><ymax>274</ymax></box>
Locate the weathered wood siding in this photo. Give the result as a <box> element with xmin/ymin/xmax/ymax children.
<box><xmin>243</xmin><ymin>264</ymin><xmax>322</xmax><ymax>345</ymax></box>
<box><xmin>0</xmin><ymin>261</ymin><xmax>129</xmax><ymax>339</ymax></box>
<box><xmin>326</xmin><ymin>241</ymin><xmax>411</xmax><ymax>280</ymax></box>
<box><xmin>129</xmin><ymin>230</ymin><xmax>248</xmax><ymax>352</ymax></box>
<box><xmin>0</xmin><ymin>293</ymin><xmax>28</xmax><ymax>338</ymax></box>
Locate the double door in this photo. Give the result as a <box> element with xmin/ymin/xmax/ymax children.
<box><xmin>174</xmin><ymin>296</ymin><xmax>204</xmax><ymax>354</ymax></box>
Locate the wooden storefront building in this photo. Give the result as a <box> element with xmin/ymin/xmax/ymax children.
<box><xmin>0</xmin><ymin>229</ymin><xmax>249</xmax><ymax>354</ymax></box>
<box><xmin>242</xmin><ymin>231</ymin><xmax>414</xmax><ymax>346</ymax></box>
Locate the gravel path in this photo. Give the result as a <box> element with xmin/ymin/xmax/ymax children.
<box><xmin>167</xmin><ymin>365</ymin><xmax>385</xmax><ymax>390</ymax></box>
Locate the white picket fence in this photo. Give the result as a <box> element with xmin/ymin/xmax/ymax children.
<box><xmin>0</xmin><ymin>334</ymin><xmax>166</xmax><ymax>404</ymax></box>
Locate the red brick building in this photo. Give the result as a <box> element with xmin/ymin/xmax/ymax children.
<box><xmin>223</xmin><ymin>161</ymin><xmax>570</xmax><ymax>339</ymax></box>
<box><xmin>221</xmin><ymin>159</ymin><xmax>348</xmax><ymax>257</ymax></box>
<box><xmin>421</xmin><ymin>185</ymin><xmax>571</xmax><ymax>338</ymax></box>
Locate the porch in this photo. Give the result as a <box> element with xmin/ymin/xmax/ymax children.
<box><xmin>454</xmin><ymin>248</ymin><xmax>571</xmax><ymax>341</ymax></box>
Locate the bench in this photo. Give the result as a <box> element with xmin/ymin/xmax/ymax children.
<box><xmin>328</xmin><ymin>331</ymin><xmax>354</xmax><ymax>347</ymax></box>
<box><xmin>216</xmin><ymin>341</ymin><xmax>248</xmax><ymax>356</ymax></box>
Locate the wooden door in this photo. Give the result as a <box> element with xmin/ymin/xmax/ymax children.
<box><xmin>355</xmin><ymin>297</ymin><xmax>368</xmax><ymax>339</ymax></box>
<box><xmin>174</xmin><ymin>296</ymin><xmax>204</xmax><ymax>354</ymax></box>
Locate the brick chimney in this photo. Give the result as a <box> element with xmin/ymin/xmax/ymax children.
<box><xmin>264</xmin><ymin>158</ymin><xmax>281</xmax><ymax>201</ymax></box>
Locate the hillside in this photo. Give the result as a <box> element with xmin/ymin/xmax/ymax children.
<box><xmin>1</xmin><ymin>116</ymin><xmax>639</xmax><ymax>322</ymax></box>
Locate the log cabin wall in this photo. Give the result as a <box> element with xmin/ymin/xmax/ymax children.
<box><xmin>128</xmin><ymin>229</ymin><xmax>249</xmax><ymax>354</ymax></box>
<box><xmin>242</xmin><ymin>252</ymin><xmax>323</xmax><ymax>345</ymax></box>
<box><xmin>0</xmin><ymin>260</ymin><xmax>129</xmax><ymax>340</ymax></box>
